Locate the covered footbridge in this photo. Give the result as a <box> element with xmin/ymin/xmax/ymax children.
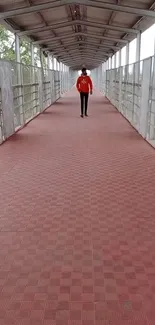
<box><xmin>1</xmin><ymin>1</ymin><xmax>155</xmax><ymax>325</ymax></box>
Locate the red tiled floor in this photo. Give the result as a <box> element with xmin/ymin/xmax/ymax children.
<box><xmin>0</xmin><ymin>87</ymin><xmax>155</xmax><ymax>324</ymax></box>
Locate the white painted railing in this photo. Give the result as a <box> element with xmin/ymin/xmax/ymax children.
<box><xmin>93</xmin><ymin>56</ymin><xmax>155</xmax><ymax>148</ymax></box>
<box><xmin>0</xmin><ymin>59</ymin><xmax>76</xmax><ymax>144</ymax></box>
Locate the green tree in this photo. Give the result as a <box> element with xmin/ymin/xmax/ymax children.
<box><xmin>0</xmin><ymin>25</ymin><xmax>41</xmax><ymax>67</ymax></box>
<box><xmin>0</xmin><ymin>25</ymin><xmax>15</xmax><ymax>60</ymax></box>
<box><xmin>20</xmin><ymin>40</ymin><xmax>31</xmax><ymax>65</ymax></box>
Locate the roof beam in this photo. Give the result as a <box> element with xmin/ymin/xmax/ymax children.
<box><xmin>57</xmin><ymin>52</ymin><xmax>107</xmax><ymax>60</ymax></box>
<box><xmin>18</xmin><ymin>19</ymin><xmax>139</xmax><ymax>36</ymax></box>
<box><xmin>58</xmin><ymin>54</ymin><xmax>107</xmax><ymax>62</ymax></box>
<box><xmin>42</xmin><ymin>41</ymin><xmax>120</xmax><ymax>51</ymax></box>
<box><xmin>51</xmin><ymin>49</ymin><xmax>110</xmax><ymax>57</ymax></box>
<box><xmin>44</xmin><ymin>45</ymin><xmax>113</xmax><ymax>53</ymax></box>
<box><xmin>62</xmin><ymin>60</ymin><xmax>104</xmax><ymax>66</ymax></box>
<box><xmin>43</xmin><ymin>38</ymin><xmax>120</xmax><ymax>47</ymax></box>
<box><xmin>62</xmin><ymin>60</ymin><xmax>105</xmax><ymax>66</ymax></box>
<box><xmin>33</xmin><ymin>32</ymin><xmax>127</xmax><ymax>45</ymax></box>
<box><xmin>58</xmin><ymin>54</ymin><xmax>107</xmax><ymax>61</ymax></box>
<box><xmin>60</xmin><ymin>53</ymin><xmax>106</xmax><ymax>59</ymax></box>
<box><xmin>1</xmin><ymin>0</ymin><xmax>155</xmax><ymax>19</ymax></box>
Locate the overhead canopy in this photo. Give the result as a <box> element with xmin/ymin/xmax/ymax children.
<box><xmin>0</xmin><ymin>0</ymin><xmax>155</xmax><ymax>70</ymax></box>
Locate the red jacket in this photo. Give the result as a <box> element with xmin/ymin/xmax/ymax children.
<box><xmin>76</xmin><ymin>75</ymin><xmax>93</xmax><ymax>93</ymax></box>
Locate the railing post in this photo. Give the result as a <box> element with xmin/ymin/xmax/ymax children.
<box><xmin>15</xmin><ymin>33</ymin><xmax>24</xmax><ymax>125</ymax></box>
<box><xmin>102</xmin><ymin>63</ymin><xmax>106</xmax><ymax>95</ymax></box>
<box><xmin>124</xmin><ymin>43</ymin><xmax>129</xmax><ymax>117</ymax></box>
<box><xmin>126</xmin><ymin>43</ymin><xmax>129</xmax><ymax>66</ymax></box>
<box><xmin>139</xmin><ymin>57</ymin><xmax>152</xmax><ymax>138</ymax></box>
<box><xmin>149</xmin><ymin>42</ymin><xmax>155</xmax><ymax>140</ymax></box>
<box><xmin>0</xmin><ymin>60</ymin><xmax>15</xmax><ymax>141</ymax></box>
<box><xmin>51</xmin><ymin>55</ymin><xmax>54</xmax><ymax>70</ymax></box>
<box><xmin>31</xmin><ymin>43</ymin><xmax>37</xmax><ymax>115</ymax></box>
<box><xmin>62</xmin><ymin>64</ymin><xmax>64</xmax><ymax>93</ymax></box>
<box><xmin>47</xmin><ymin>53</ymin><xmax>50</xmax><ymax>70</ymax></box>
<box><xmin>64</xmin><ymin>65</ymin><xmax>66</xmax><ymax>92</ymax></box>
<box><xmin>119</xmin><ymin>66</ymin><xmax>123</xmax><ymax>112</ymax></box>
<box><xmin>119</xmin><ymin>50</ymin><xmax>122</xmax><ymax>67</ymax></box>
<box><xmin>31</xmin><ymin>43</ymin><xmax>34</xmax><ymax>67</ymax></box>
<box><xmin>109</xmin><ymin>57</ymin><xmax>112</xmax><ymax>69</ymax></box>
<box><xmin>39</xmin><ymin>49</ymin><xmax>44</xmax><ymax>111</ymax></box>
<box><xmin>60</xmin><ymin>62</ymin><xmax>62</xmax><ymax>95</ymax></box>
<box><xmin>46</xmin><ymin>53</ymin><xmax>52</xmax><ymax>106</ymax></box>
<box><xmin>114</xmin><ymin>53</ymin><xmax>116</xmax><ymax>69</ymax></box>
<box><xmin>136</xmin><ymin>32</ymin><xmax>141</xmax><ymax>62</ymax></box>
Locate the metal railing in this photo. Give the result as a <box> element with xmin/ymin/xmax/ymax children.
<box><xmin>0</xmin><ymin>59</ymin><xmax>76</xmax><ymax>144</ymax></box>
<box><xmin>93</xmin><ymin>56</ymin><xmax>155</xmax><ymax>147</ymax></box>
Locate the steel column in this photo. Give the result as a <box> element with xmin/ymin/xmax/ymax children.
<box><xmin>15</xmin><ymin>34</ymin><xmax>24</xmax><ymax>125</ymax></box>
<box><xmin>119</xmin><ymin>50</ymin><xmax>122</xmax><ymax>67</ymax></box>
<box><xmin>126</xmin><ymin>43</ymin><xmax>129</xmax><ymax>65</ymax></box>
<box><xmin>109</xmin><ymin>57</ymin><xmax>112</xmax><ymax>69</ymax></box>
<box><xmin>31</xmin><ymin>43</ymin><xmax>34</xmax><ymax>66</ymax></box>
<box><xmin>31</xmin><ymin>43</ymin><xmax>36</xmax><ymax>114</ymax></box>
<box><xmin>114</xmin><ymin>54</ymin><xmax>116</xmax><ymax>69</ymax></box>
<box><xmin>136</xmin><ymin>32</ymin><xmax>141</xmax><ymax>62</ymax></box>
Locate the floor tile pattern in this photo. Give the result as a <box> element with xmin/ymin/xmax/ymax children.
<box><xmin>0</xmin><ymin>88</ymin><xmax>155</xmax><ymax>324</ymax></box>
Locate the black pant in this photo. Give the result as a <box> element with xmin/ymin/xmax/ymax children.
<box><xmin>80</xmin><ymin>92</ymin><xmax>89</xmax><ymax>115</ymax></box>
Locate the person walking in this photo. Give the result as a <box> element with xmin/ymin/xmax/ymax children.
<box><xmin>76</xmin><ymin>68</ymin><xmax>93</xmax><ymax>118</ymax></box>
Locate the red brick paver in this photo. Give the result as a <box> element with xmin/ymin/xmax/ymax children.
<box><xmin>0</xmin><ymin>88</ymin><xmax>155</xmax><ymax>325</ymax></box>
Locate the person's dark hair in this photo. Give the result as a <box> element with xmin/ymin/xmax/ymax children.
<box><xmin>82</xmin><ymin>67</ymin><xmax>87</xmax><ymax>73</ymax></box>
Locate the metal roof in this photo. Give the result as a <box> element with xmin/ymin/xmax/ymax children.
<box><xmin>1</xmin><ymin>0</ymin><xmax>155</xmax><ymax>70</ymax></box>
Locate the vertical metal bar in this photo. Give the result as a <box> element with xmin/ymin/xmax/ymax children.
<box><xmin>46</xmin><ymin>53</ymin><xmax>52</xmax><ymax>106</ymax></box>
<box><xmin>66</xmin><ymin>66</ymin><xmax>69</xmax><ymax>91</ymax></box>
<box><xmin>126</xmin><ymin>43</ymin><xmax>129</xmax><ymax>65</ymax></box>
<box><xmin>61</xmin><ymin>63</ymin><xmax>64</xmax><ymax>92</ymax></box>
<box><xmin>39</xmin><ymin>49</ymin><xmax>44</xmax><ymax>111</ymax></box>
<box><xmin>56</xmin><ymin>59</ymin><xmax>58</xmax><ymax>71</ymax></box>
<box><xmin>136</xmin><ymin>32</ymin><xmax>141</xmax><ymax>62</ymax></box>
<box><xmin>40</xmin><ymin>49</ymin><xmax>45</xmax><ymax>71</ymax></box>
<box><xmin>59</xmin><ymin>62</ymin><xmax>61</xmax><ymax>94</ymax></box>
<box><xmin>102</xmin><ymin>63</ymin><xmax>106</xmax><ymax>95</ymax></box>
<box><xmin>119</xmin><ymin>50</ymin><xmax>122</xmax><ymax>67</ymax></box>
<box><xmin>31</xmin><ymin>43</ymin><xmax>37</xmax><ymax>115</ymax></box>
<box><xmin>15</xmin><ymin>34</ymin><xmax>24</xmax><ymax>125</ymax></box>
<box><xmin>47</xmin><ymin>53</ymin><xmax>50</xmax><ymax>103</ymax></box>
<box><xmin>47</xmin><ymin>53</ymin><xmax>50</xmax><ymax>70</ymax></box>
<box><xmin>119</xmin><ymin>66</ymin><xmax>123</xmax><ymax>112</ymax></box>
<box><xmin>57</xmin><ymin>61</ymin><xmax>60</xmax><ymax>96</ymax></box>
<box><xmin>51</xmin><ymin>55</ymin><xmax>54</xmax><ymax>70</ymax></box>
<box><xmin>139</xmin><ymin>57</ymin><xmax>152</xmax><ymax>138</ymax></box>
<box><xmin>149</xmin><ymin>37</ymin><xmax>155</xmax><ymax>139</ymax></box>
<box><xmin>114</xmin><ymin>54</ymin><xmax>116</xmax><ymax>69</ymax></box>
<box><xmin>31</xmin><ymin>43</ymin><xmax>34</xmax><ymax>66</ymax></box>
<box><xmin>106</xmin><ymin>60</ymin><xmax>108</xmax><ymax>70</ymax></box>
<box><xmin>15</xmin><ymin>34</ymin><xmax>20</xmax><ymax>63</ymax></box>
<box><xmin>109</xmin><ymin>57</ymin><xmax>112</xmax><ymax>69</ymax></box>
<box><xmin>64</xmin><ymin>65</ymin><xmax>66</xmax><ymax>92</ymax></box>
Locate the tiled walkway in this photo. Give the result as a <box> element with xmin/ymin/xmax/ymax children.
<box><xmin>1</xmin><ymin>88</ymin><xmax>155</xmax><ymax>325</ymax></box>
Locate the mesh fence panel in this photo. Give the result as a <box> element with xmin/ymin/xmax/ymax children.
<box><xmin>106</xmin><ymin>62</ymin><xmax>142</xmax><ymax>131</ymax></box>
<box><xmin>100</xmin><ymin>56</ymin><xmax>154</xmax><ymax>144</ymax></box>
<box><xmin>0</xmin><ymin>58</ymin><xmax>74</xmax><ymax>144</ymax></box>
